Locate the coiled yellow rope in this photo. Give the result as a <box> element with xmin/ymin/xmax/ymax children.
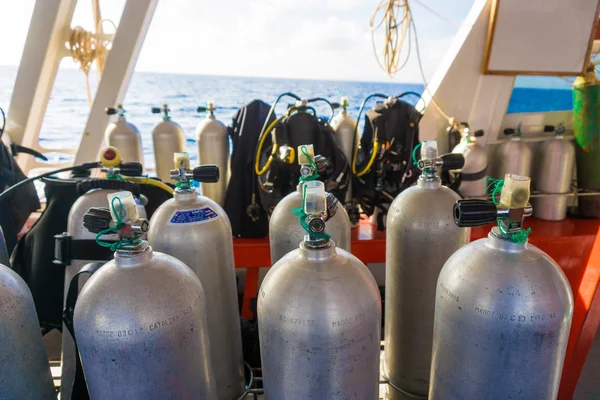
<box><xmin>68</xmin><ymin>19</ymin><xmax>115</xmax><ymax>105</ymax></box>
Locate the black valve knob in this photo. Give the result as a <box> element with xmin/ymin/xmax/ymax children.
<box><xmin>197</xmin><ymin>106</ymin><xmax>208</xmax><ymax>113</ymax></box>
<box><xmin>543</xmin><ymin>125</ymin><xmax>555</xmax><ymax>133</ymax></box>
<box><xmin>83</xmin><ymin>207</ymin><xmax>113</xmax><ymax>233</ymax></box>
<box><xmin>474</xmin><ymin>129</ymin><xmax>484</xmax><ymax>137</ymax></box>
<box><xmin>460</xmin><ymin>122</ymin><xmax>470</xmax><ymax>128</ymax></box>
<box><xmin>503</xmin><ymin>128</ymin><xmax>515</xmax><ymax>136</ymax></box>
<box><xmin>105</xmin><ymin>107</ymin><xmax>118</xmax><ymax>115</ymax></box>
<box><xmin>331</xmin><ymin>102</ymin><xmax>341</xmax><ymax>109</ymax></box>
<box><xmin>440</xmin><ymin>153</ymin><xmax>465</xmax><ymax>171</ymax></box>
<box><xmin>453</xmin><ymin>199</ymin><xmax>498</xmax><ymax>227</ymax></box>
<box><xmin>151</xmin><ymin>107</ymin><xmax>163</xmax><ymax>114</ymax></box>
<box><xmin>119</xmin><ymin>162</ymin><xmax>143</xmax><ymax>177</ymax></box>
<box><xmin>193</xmin><ymin>164</ymin><xmax>219</xmax><ymax>183</ymax></box>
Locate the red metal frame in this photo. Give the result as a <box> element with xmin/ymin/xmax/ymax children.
<box><xmin>234</xmin><ymin>218</ymin><xmax>600</xmax><ymax>398</ymax></box>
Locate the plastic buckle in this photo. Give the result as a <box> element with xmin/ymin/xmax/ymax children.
<box><xmin>53</xmin><ymin>233</ymin><xmax>72</xmax><ymax>265</ymax></box>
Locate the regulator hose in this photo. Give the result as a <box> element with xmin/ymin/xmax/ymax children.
<box><xmin>122</xmin><ymin>176</ymin><xmax>174</xmax><ymax>195</ymax></box>
<box><xmin>0</xmin><ymin>162</ymin><xmax>100</xmax><ymax>202</ymax></box>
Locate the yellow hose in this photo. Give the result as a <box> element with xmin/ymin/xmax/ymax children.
<box><xmin>123</xmin><ymin>176</ymin><xmax>174</xmax><ymax>195</ymax></box>
<box><xmin>352</xmin><ymin>134</ymin><xmax>379</xmax><ymax>177</ymax></box>
<box><xmin>255</xmin><ymin>117</ymin><xmax>281</xmax><ymax>176</ymax></box>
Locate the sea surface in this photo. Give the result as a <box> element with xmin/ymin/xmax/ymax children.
<box><xmin>0</xmin><ymin>66</ymin><xmax>573</xmax><ymax>168</ymax></box>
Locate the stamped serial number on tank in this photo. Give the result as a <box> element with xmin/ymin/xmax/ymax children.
<box><xmin>279</xmin><ymin>314</ymin><xmax>315</xmax><ymax>327</ymax></box>
<box><xmin>0</xmin><ymin>295</ymin><xmax>22</xmax><ymax>314</ymax></box>
<box><xmin>439</xmin><ymin>282</ymin><xmax>459</xmax><ymax>302</ymax></box>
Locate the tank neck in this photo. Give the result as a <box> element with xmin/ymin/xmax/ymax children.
<box><xmin>174</xmin><ymin>188</ymin><xmax>198</xmax><ymax>203</ymax></box>
<box><xmin>487</xmin><ymin>227</ymin><xmax>526</xmax><ymax>253</ymax></box>
<box><xmin>299</xmin><ymin>240</ymin><xmax>337</xmax><ymax>262</ymax></box>
<box><xmin>115</xmin><ymin>242</ymin><xmax>153</xmax><ymax>268</ymax></box>
<box><xmin>418</xmin><ymin>175</ymin><xmax>442</xmax><ymax>189</ymax></box>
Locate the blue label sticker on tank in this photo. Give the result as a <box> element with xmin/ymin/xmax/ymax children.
<box><xmin>168</xmin><ymin>207</ymin><xmax>218</xmax><ymax>225</ymax></box>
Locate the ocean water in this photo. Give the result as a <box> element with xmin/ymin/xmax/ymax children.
<box><xmin>0</xmin><ymin>66</ymin><xmax>573</xmax><ymax>168</ymax></box>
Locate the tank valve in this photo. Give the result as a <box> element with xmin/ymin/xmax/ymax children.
<box><xmin>151</xmin><ymin>104</ymin><xmax>171</xmax><ymax>121</ymax></box>
<box><xmin>196</xmin><ymin>101</ymin><xmax>216</xmax><ymax>115</ymax></box>
<box><xmin>105</xmin><ymin>104</ymin><xmax>126</xmax><ymax>118</ymax></box>
<box><xmin>170</xmin><ymin>152</ymin><xmax>220</xmax><ymax>189</ymax></box>
<box><xmin>417</xmin><ymin>141</ymin><xmax>465</xmax><ymax>179</ymax></box>
<box><xmin>84</xmin><ymin>191</ymin><xmax>149</xmax><ymax>250</ymax></box>
<box><xmin>301</xmin><ymin>180</ymin><xmax>331</xmax><ymax>248</ymax></box>
<box><xmin>100</xmin><ymin>146</ymin><xmax>143</xmax><ymax>177</ymax></box>
<box><xmin>454</xmin><ymin>174</ymin><xmax>533</xmax><ymax>241</ymax></box>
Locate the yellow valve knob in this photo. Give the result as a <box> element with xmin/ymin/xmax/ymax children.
<box><xmin>100</xmin><ymin>146</ymin><xmax>121</xmax><ymax>168</ymax></box>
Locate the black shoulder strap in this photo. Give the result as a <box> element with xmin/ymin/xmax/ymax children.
<box><xmin>63</xmin><ymin>261</ymin><xmax>104</xmax><ymax>400</ymax></box>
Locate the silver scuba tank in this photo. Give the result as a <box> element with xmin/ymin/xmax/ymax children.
<box><xmin>151</xmin><ymin>104</ymin><xmax>186</xmax><ymax>183</ymax></box>
<box><xmin>429</xmin><ymin>175</ymin><xmax>573</xmax><ymax>400</ymax></box>
<box><xmin>259</xmin><ymin>180</ymin><xmax>381</xmax><ymax>400</ymax></box>
<box><xmin>0</xmin><ymin>262</ymin><xmax>56</xmax><ymax>399</ymax></box>
<box><xmin>57</xmin><ymin>148</ymin><xmax>147</xmax><ymax>400</ymax></box>
<box><xmin>269</xmin><ymin>145</ymin><xmax>351</xmax><ymax>264</ymax></box>
<box><xmin>384</xmin><ymin>141</ymin><xmax>468</xmax><ymax>398</ymax></box>
<box><xmin>452</xmin><ymin>127</ymin><xmax>488</xmax><ymax>198</ymax></box>
<box><xmin>495</xmin><ymin>125</ymin><xmax>532</xmax><ymax>179</ymax></box>
<box><xmin>533</xmin><ymin>124</ymin><xmax>575</xmax><ymax>221</ymax></box>
<box><xmin>105</xmin><ymin>105</ymin><xmax>143</xmax><ymax>164</ymax></box>
<box><xmin>330</xmin><ymin>97</ymin><xmax>357</xmax><ymax>205</ymax></box>
<box><xmin>195</xmin><ymin>102</ymin><xmax>230</xmax><ymax>207</ymax></box>
<box><xmin>74</xmin><ymin>191</ymin><xmax>217</xmax><ymax>399</ymax></box>
<box><xmin>148</xmin><ymin>153</ymin><xmax>244</xmax><ymax>400</ymax></box>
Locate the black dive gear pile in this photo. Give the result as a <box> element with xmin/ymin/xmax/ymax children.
<box><xmin>255</xmin><ymin>93</ymin><xmax>350</xmax><ymax>216</ymax></box>
<box><xmin>353</xmin><ymin>93</ymin><xmax>423</xmax><ymax>231</ymax></box>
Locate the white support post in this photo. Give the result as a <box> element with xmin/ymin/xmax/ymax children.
<box><xmin>419</xmin><ymin>0</ymin><xmax>516</xmax><ymax>151</ymax></box>
<box><xmin>4</xmin><ymin>0</ymin><xmax>77</xmax><ymax>173</ymax></box>
<box><xmin>74</xmin><ymin>0</ymin><xmax>159</xmax><ymax>164</ymax></box>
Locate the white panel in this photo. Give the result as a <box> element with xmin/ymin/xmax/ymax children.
<box><xmin>487</xmin><ymin>0</ymin><xmax>599</xmax><ymax>74</ymax></box>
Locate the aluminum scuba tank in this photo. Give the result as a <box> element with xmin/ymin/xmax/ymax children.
<box><xmin>533</xmin><ymin>124</ymin><xmax>575</xmax><ymax>221</ymax></box>
<box><xmin>148</xmin><ymin>153</ymin><xmax>244</xmax><ymax>400</ymax></box>
<box><xmin>259</xmin><ymin>180</ymin><xmax>381</xmax><ymax>399</ymax></box>
<box><xmin>195</xmin><ymin>102</ymin><xmax>230</xmax><ymax>207</ymax></box>
<box><xmin>429</xmin><ymin>175</ymin><xmax>573</xmax><ymax>400</ymax></box>
<box><xmin>73</xmin><ymin>191</ymin><xmax>217</xmax><ymax>399</ymax></box>
<box><xmin>105</xmin><ymin>105</ymin><xmax>143</xmax><ymax>164</ymax></box>
<box><xmin>452</xmin><ymin>127</ymin><xmax>488</xmax><ymax>198</ymax></box>
<box><xmin>152</xmin><ymin>104</ymin><xmax>186</xmax><ymax>183</ymax></box>
<box><xmin>384</xmin><ymin>141</ymin><xmax>468</xmax><ymax>398</ymax></box>
<box><xmin>495</xmin><ymin>125</ymin><xmax>532</xmax><ymax>179</ymax></box>
<box><xmin>58</xmin><ymin>147</ymin><xmax>147</xmax><ymax>400</ymax></box>
<box><xmin>269</xmin><ymin>144</ymin><xmax>351</xmax><ymax>264</ymax></box>
<box><xmin>330</xmin><ymin>96</ymin><xmax>357</xmax><ymax>205</ymax></box>
<box><xmin>0</xmin><ymin>261</ymin><xmax>56</xmax><ymax>399</ymax></box>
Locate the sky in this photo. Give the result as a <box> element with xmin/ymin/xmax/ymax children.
<box><xmin>0</xmin><ymin>0</ymin><xmax>477</xmax><ymax>83</ymax></box>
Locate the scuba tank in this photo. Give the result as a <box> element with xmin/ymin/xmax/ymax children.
<box><xmin>573</xmin><ymin>67</ymin><xmax>600</xmax><ymax>217</ymax></box>
<box><xmin>151</xmin><ymin>104</ymin><xmax>186</xmax><ymax>183</ymax></box>
<box><xmin>330</xmin><ymin>96</ymin><xmax>357</xmax><ymax>206</ymax></box>
<box><xmin>269</xmin><ymin>144</ymin><xmax>351</xmax><ymax>264</ymax></box>
<box><xmin>429</xmin><ymin>175</ymin><xmax>573</xmax><ymax>399</ymax></box>
<box><xmin>384</xmin><ymin>141</ymin><xmax>468</xmax><ymax>398</ymax></box>
<box><xmin>352</xmin><ymin>92</ymin><xmax>422</xmax><ymax>231</ymax></box>
<box><xmin>533</xmin><ymin>124</ymin><xmax>575</xmax><ymax>221</ymax></box>
<box><xmin>0</xmin><ymin>260</ymin><xmax>55</xmax><ymax>399</ymax></box>
<box><xmin>148</xmin><ymin>153</ymin><xmax>245</xmax><ymax>400</ymax></box>
<box><xmin>259</xmin><ymin>180</ymin><xmax>381</xmax><ymax>400</ymax></box>
<box><xmin>495</xmin><ymin>124</ymin><xmax>532</xmax><ymax>179</ymax></box>
<box><xmin>195</xmin><ymin>101</ymin><xmax>230</xmax><ymax>207</ymax></box>
<box><xmin>105</xmin><ymin>104</ymin><xmax>143</xmax><ymax>164</ymax></box>
<box><xmin>56</xmin><ymin>147</ymin><xmax>148</xmax><ymax>400</ymax></box>
<box><xmin>255</xmin><ymin>93</ymin><xmax>350</xmax><ymax>215</ymax></box>
<box><xmin>73</xmin><ymin>191</ymin><xmax>217</xmax><ymax>399</ymax></box>
<box><xmin>451</xmin><ymin>125</ymin><xmax>488</xmax><ymax>198</ymax></box>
